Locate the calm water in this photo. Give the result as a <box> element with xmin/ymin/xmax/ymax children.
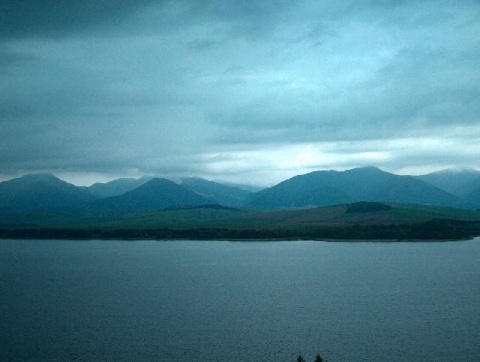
<box><xmin>1</xmin><ymin>239</ymin><xmax>479</xmax><ymax>361</ymax></box>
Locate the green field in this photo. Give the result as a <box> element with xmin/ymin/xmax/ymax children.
<box><xmin>2</xmin><ymin>202</ymin><xmax>480</xmax><ymax>240</ymax></box>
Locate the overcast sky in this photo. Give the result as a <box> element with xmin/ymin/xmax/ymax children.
<box><xmin>1</xmin><ymin>0</ymin><xmax>480</xmax><ymax>186</ymax></box>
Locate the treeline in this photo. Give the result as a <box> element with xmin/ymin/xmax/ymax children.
<box><xmin>345</xmin><ymin>201</ymin><xmax>392</xmax><ymax>213</ymax></box>
<box><xmin>1</xmin><ymin>219</ymin><xmax>479</xmax><ymax>240</ymax></box>
<box><xmin>297</xmin><ymin>354</ymin><xmax>325</xmax><ymax>362</ymax></box>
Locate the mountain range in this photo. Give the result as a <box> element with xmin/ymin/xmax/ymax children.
<box><xmin>414</xmin><ymin>168</ymin><xmax>480</xmax><ymax>198</ymax></box>
<box><xmin>90</xmin><ymin>178</ymin><xmax>210</xmax><ymax>212</ymax></box>
<box><xmin>245</xmin><ymin>167</ymin><xmax>468</xmax><ymax>209</ymax></box>
<box><xmin>1</xmin><ymin>167</ymin><xmax>480</xmax><ymax>213</ymax></box>
<box><xmin>87</xmin><ymin>177</ymin><xmax>152</xmax><ymax>198</ymax></box>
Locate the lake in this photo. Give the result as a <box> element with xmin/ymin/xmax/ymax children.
<box><xmin>1</xmin><ymin>239</ymin><xmax>479</xmax><ymax>361</ymax></box>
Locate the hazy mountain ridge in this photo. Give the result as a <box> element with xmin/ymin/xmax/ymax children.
<box><xmin>90</xmin><ymin>178</ymin><xmax>209</xmax><ymax>212</ymax></box>
<box><xmin>0</xmin><ymin>174</ymin><xmax>255</xmax><ymax>213</ymax></box>
<box><xmin>464</xmin><ymin>187</ymin><xmax>480</xmax><ymax>208</ymax></box>
<box><xmin>88</xmin><ymin>177</ymin><xmax>152</xmax><ymax>198</ymax></box>
<box><xmin>246</xmin><ymin>167</ymin><xmax>466</xmax><ymax>209</ymax></box>
<box><xmin>415</xmin><ymin>168</ymin><xmax>480</xmax><ymax>197</ymax></box>
<box><xmin>178</xmin><ymin>177</ymin><xmax>252</xmax><ymax>207</ymax></box>
<box><xmin>87</xmin><ymin>176</ymin><xmax>255</xmax><ymax>205</ymax></box>
<box><xmin>0</xmin><ymin>174</ymin><xmax>96</xmax><ymax>212</ymax></box>
<box><xmin>1</xmin><ymin>167</ymin><xmax>480</xmax><ymax>213</ymax></box>
<box><xmin>415</xmin><ymin>168</ymin><xmax>480</xmax><ymax>208</ymax></box>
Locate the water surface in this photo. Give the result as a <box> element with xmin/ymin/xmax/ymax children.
<box><xmin>1</xmin><ymin>239</ymin><xmax>479</xmax><ymax>361</ymax></box>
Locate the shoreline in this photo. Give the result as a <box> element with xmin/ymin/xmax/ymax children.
<box><xmin>0</xmin><ymin>235</ymin><xmax>475</xmax><ymax>242</ymax></box>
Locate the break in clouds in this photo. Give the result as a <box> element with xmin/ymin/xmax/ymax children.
<box><xmin>1</xmin><ymin>0</ymin><xmax>480</xmax><ymax>185</ymax></box>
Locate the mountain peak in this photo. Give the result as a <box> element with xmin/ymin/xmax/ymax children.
<box><xmin>91</xmin><ymin>177</ymin><xmax>209</xmax><ymax>211</ymax></box>
<box><xmin>347</xmin><ymin>166</ymin><xmax>384</xmax><ymax>174</ymax></box>
<box><xmin>416</xmin><ymin>168</ymin><xmax>480</xmax><ymax>198</ymax></box>
<box><xmin>0</xmin><ymin>173</ymin><xmax>94</xmax><ymax>212</ymax></box>
<box><xmin>247</xmin><ymin>166</ymin><xmax>463</xmax><ymax>209</ymax></box>
<box><xmin>138</xmin><ymin>177</ymin><xmax>183</xmax><ymax>190</ymax></box>
<box><xmin>18</xmin><ymin>173</ymin><xmax>60</xmax><ymax>182</ymax></box>
<box><xmin>430</xmin><ymin>167</ymin><xmax>480</xmax><ymax>175</ymax></box>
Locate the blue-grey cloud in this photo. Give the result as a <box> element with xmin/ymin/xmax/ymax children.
<box><xmin>1</xmin><ymin>0</ymin><xmax>479</xmax><ymax>185</ymax></box>
<box><xmin>0</xmin><ymin>1</ymin><xmax>159</xmax><ymax>39</ymax></box>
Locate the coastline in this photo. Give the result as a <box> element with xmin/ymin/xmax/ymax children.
<box><xmin>0</xmin><ymin>229</ymin><xmax>476</xmax><ymax>242</ymax></box>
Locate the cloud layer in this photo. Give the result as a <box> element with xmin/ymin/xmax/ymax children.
<box><xmin>1</xmin><ymin>0</ymin><xmax>480</xmax><ymax>185</ymax></box>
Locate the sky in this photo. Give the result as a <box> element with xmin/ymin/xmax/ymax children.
<box><xmin>1</xmin><ymin>0</ymin><xmax>480</xmax><ymax>186</ymax></box>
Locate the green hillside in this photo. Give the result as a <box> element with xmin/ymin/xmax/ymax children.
<box><xmin>2</xmin><ymin>202</ymin><xmax>480</xmax><ymax>240</ymax></box>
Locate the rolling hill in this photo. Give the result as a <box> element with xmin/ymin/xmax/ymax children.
<box><xmin>2</xmin><ymin>202</ymin><xmax>480</xmax><ymax>240</ymax></box>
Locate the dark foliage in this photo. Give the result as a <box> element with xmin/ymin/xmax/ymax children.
<box><xmin>2</xmin><ymin>218</ymin><xmax>479</xmax><ymax>240</ymax></box>
<box><xmin>295</xmin><ymin>354</ymin><xmax>325</xmax><ymax>362</ymax></box>
<box><xmin>345</xmin><ymin>201</ymin><xmax>392</xmax><ymax>213</ymax></box>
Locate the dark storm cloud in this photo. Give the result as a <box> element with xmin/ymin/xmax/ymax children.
<box><xmin>0</xmin><ymin>1</ymin><xmax>158</xmax><ymax>39</ymax></box>
<box><xmin>1</xmin><ymin>0</ymin><xmax>480</xmax><ymax>184</ymax></box>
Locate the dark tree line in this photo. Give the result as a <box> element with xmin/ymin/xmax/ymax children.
<box><xmin>297</xmin><ymin>353</ymin><xmax>325</xmax><ymax>362</ymax></box>
<box><xmin>1</xmin><ymin>218</ymin><xmax>479</xmax><ymax>240</ymax></box>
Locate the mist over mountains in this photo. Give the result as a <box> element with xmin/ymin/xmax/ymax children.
<box><xmin>1</xmin><ymin>167</ymin><xmax>480</xmax><ymax>213</ymax></box>
<box><xmin>415</xmin><ymin>168</ymin><xmax>480</xmax><ymax>198</ymax></box>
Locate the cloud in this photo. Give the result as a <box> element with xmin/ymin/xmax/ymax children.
<box><xmin>1</xmin><ymin>1</ymin><xmax>479</xmax><ymax>185</ymax></box>
<box><xmin>0</xmin><ymin>1</ymin><xmax>159</xmax><ymax>39</ymax></box>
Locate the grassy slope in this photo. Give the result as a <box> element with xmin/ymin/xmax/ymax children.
<box><xmin>3</xmin><ymin>203</ymin><xmax>480</xmax><ymax>230</ymax></box>
<box><xmin>220</xmin><ymin>203</ymin><xmax>480</xmax><ymax>229</ymax></box>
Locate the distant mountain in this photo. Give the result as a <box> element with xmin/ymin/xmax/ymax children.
<box><xmin>0</xmin><ymin>174</ymin><xmax>96</xmax><ymax>212</ymax></box>
<box><xmin>416</xmin><ymin>168</ymin><xmax>480</xmax><ymax>197</ymax></box>
<box><xmin>88</xmin><ymin>177</ymin><xmax>152</xmax><ymax>197</ymax></box>
<box><xmin>463</xmin><ymin>186</ymin><xmax>480</xmax><ymax>209</ymax></box>
<box><xmin>213</xmin><ymin>181</ymin><xmax>264</xmax><ymax>193</ymax></box>
<box><xmin>91</xmin><ymin>178</ymin><xmax>209</xmax><ymax>211</ymax></box>
<box><xmin>245</xmin><ymin>167</ymin><xmax>465</xmax><ymax>209</ymax></box>
<box><xmin>178</xmin><ymin>177</ymin><xmax>252</xmax><ymax>206</ymax></box>
<box><xmin>2</xmin><ymin>168</ymin><xmax>475</xmax><ymax>214</ymax></box>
